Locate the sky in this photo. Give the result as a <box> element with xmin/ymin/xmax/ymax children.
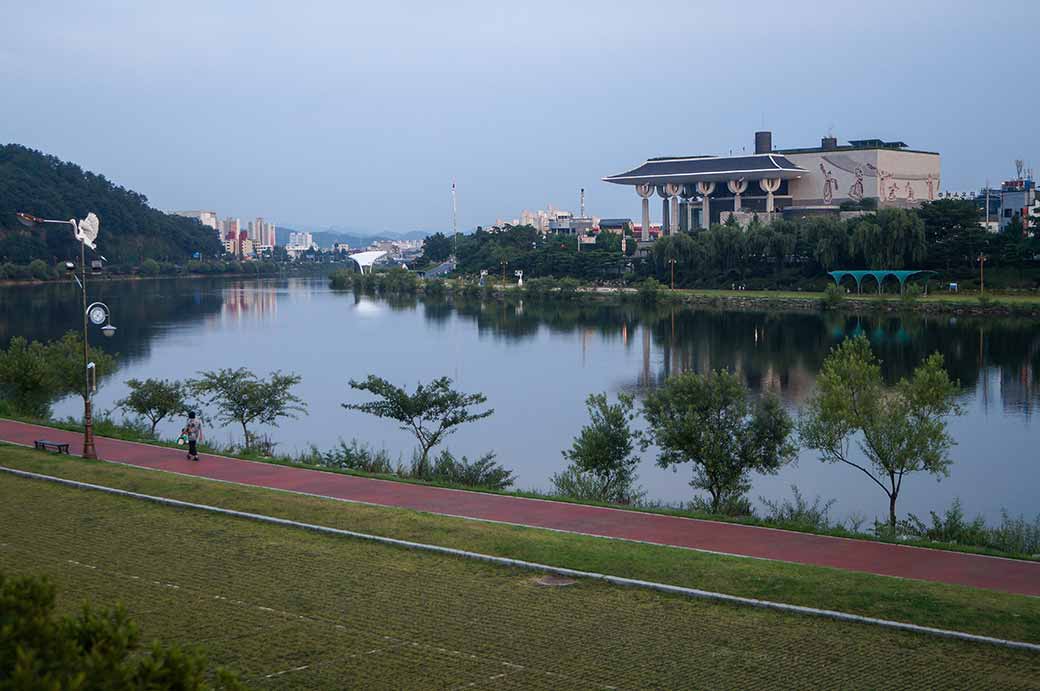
<box><xmin>2</xmin><ymin>1</ymin><xmax>1038</xmax><ymax>234</ymax></box>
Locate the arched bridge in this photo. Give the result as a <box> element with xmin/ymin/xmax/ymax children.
<box><xmin>827</xmin><ymin>269</ymin><xmax>937</xmax><ymax>294</ymax></box>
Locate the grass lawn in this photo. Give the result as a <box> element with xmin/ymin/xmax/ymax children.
<box><xmin>2</xmin><ymin>445</ymin><xmax>1039</xmax><ymax>648</ymax></box>
<box><xmin>1</xmin><ymin>470</ymin><xmax>1038</xmax><ymax>690</ymax></box>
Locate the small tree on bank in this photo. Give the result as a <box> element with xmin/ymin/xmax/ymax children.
<box><xmin>344</xmin><ymin>375</ymin><xmax>493</xmax><ymax>477</ymax></box>
<box><xmin>642</xmin><ymin>370</ymin><xmax>796</xmax><ymax>514</ymax></box>
<box><xmin>190</xmin><ymin>368</ymin><xmax>307</xmax><ymax>448</ymax></box>
<box><xmin>800</xmin><ymin>335</ymin><xmax>961</xmax><ymax>529</ymax></box>
<box><xmin>554</xmin><ymin>392</ymin><xmax>643</xmax><ymax>504</ymax></box>
<box><xmin>116</xmin><ymin>378</ymin><xmax>189</xmax><ymax>436</ymax></box>
<box><xmin>0</xmin><ymin>333</ymin><xmax>116</xmax><ymax>418</ymax></box>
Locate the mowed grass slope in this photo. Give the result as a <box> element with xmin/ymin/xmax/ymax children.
<box><xmin>1</xmin><ymin>473</ymin><xmax>1038</xmax><ymax>690</ymax></box>
<box><xmin>2</xmin><ymin>446</ymin><xmax>1039</xmax><ymax>645</ymax></box>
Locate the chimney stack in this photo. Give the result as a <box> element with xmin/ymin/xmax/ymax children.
<box><xmin>754</xmin><ymin>131</ymin><xmax>772</xmax><ymax>154</ymax></box>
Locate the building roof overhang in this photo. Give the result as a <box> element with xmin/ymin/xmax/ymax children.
<box><xmin>603</xmin><ymin>154</ymin><xmax>807</xmax><ymax>186</ymax></box>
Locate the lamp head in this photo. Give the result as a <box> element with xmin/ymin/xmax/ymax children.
<box><xmin>64</xmin><ymin>261</ymin><xmax>76</xmax><ymax>272</ymax></box>
<box><xmin>16</xmin><ymin>212</ymin><xmax>42</xmax><ymax>228</ymax></box>
<box><xmin>101</xmin><ymin>324</ymin><xmax>117</xmax><ymax>338</ymax></box>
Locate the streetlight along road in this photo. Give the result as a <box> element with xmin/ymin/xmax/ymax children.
<box><xmin>16</xmin><ymin>212</ymin><xmax>116</xmax><ymax>460</ymax></box>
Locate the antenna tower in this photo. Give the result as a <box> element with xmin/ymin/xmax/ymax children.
<box><xmin>451</xmin><ymin>180</ymin><xmax>458</xmax><ymax>262</ymax></box>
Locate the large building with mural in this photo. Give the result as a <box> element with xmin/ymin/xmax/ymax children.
<box><xmin>603</xmin><ymin>131</ymin><xmax>940</xmax><ymax>240</ymax></box>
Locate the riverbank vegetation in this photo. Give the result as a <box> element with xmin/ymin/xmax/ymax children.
<box><xmin>1</xmin><ymin>333</ymin><xmax>1036</xmax><ymax>559</ymax></box>
<box><xmin>415</xmin><ymin>198</ymin><xmax>1040</xmax><ymax>293</ymax></box>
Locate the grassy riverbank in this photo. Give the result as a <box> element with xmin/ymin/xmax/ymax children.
<box><xmin>6</xmin><ymin>412</ymin><xmax>1038</xmax><ymax>563</ymax></box>
<box><xmin>2</xmin><ymin>445</ymin><xmax>1039</xmax><ymax>648</ymax></box>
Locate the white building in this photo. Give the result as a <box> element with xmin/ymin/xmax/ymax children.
<box><xmin>174</xmin><ymin>210</ymin><xmax>220</xmax><ymax>236</ymax></box>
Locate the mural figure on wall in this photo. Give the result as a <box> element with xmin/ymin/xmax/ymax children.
<box><xmin>820</xmin><ymin>163</ymin><xmax>839</xmax><ymax>204</ymax></box>
<box><xmin>868</xmin><ymin>164</ymin><xmax>895</xmax><ymax>202</ymax></box>
<box><xmin>905</xmin><ymin>181</ymin><xmax>915</xmax><ymax>202</ymax></box>
<box><xmin>888</xmin><ymin>183</ymin><xmax>899</xmax><ymax>201</ymax></box>
<box><xmin>848</xmin><ymin>167</ymin><xmax>865</xmax><ymax>201</ymax></box>
<box><xmin>926</xmin><ymin>173</ymin><xmax>937</xmax><ymax>200</ymax></box>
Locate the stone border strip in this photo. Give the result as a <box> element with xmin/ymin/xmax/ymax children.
<box><xmin>2</xmin><ymin>464</ymin><xmax>1037</xmax><ymax>654</ymax></box>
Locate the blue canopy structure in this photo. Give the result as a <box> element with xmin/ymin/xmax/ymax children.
<box><xmin>827</xmin><ymin>270</ymin><xmax>937</xmax><ymax>294</ymax></box>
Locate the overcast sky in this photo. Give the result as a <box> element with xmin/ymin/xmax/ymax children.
<box><xmin>3</xmin><ymin>1</ymin><xmax>1038</xmax><ymax>233</ymax></box>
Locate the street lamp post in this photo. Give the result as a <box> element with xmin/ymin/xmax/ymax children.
<box><xmin>667</xmin><ymin>258</ymin><xmax>677</xmax><ymax>290</ymax></box>
<box><xmin>977</xmin><ymin>253</ymin><xmax>987</xmax><ymax>295</ymax></box>
<box><xmin>16</xmin><ymin>212</ymin><xmax>114</xmax><ymax>460</ymax></box>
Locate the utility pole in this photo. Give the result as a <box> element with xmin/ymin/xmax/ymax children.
<box><xmin>668</xmin><ymin>257</ymin><xmax>676</xmax><ymax>289</ymax></box>
<box><xmin>978</xmin><ymin>253</ymin><xmax>987</xmax><ymax>294</ymax></box>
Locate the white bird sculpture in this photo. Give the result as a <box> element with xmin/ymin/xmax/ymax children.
<box><xmin>76</xmin><ymin>213</ymin><xmax>99</xmax><ymax>250</ymax></box>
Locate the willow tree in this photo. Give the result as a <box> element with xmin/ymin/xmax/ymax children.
<box><xmin>800</xmin><ymin>335</ymin><xmax>960</xmax><ymax>529</ymax></box>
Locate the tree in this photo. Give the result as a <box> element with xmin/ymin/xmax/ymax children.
<box><xmin>557</xmin><ymin>392</ymin><xmax>642</xmax><ymax>504</ymax></box>
<box><xmin>0</xmin><ymin>571</ymin><xmax>244</xmax><ymax>690</ymax></box>
<box><xmin>0</xmin><ymin>332</ymin><xmax>116</xmax><ymax>418</ymax></box>
<box><xmin>799</xmin><ymin>335</ymin><xmax>961</xmax><ymax>529</ymax></box>
<box><xmin>344</xmin><ymin>375</ymin><xmax>493</xmax><ymax>477</ymax></box>
<box><xmin>421</xmin><ymin>232</ymin><xmax>453</xmax><ymax>264</ymax></box>
<box><xmin>642</xmin><ymin>370</ymin><xmax>796</xmax><ymax>514</ymax></box>
<box><xmin>190</xmin><ymin>368</ymin><xmax>307</xmax><ymax>446</ymax></box>
<box><xmin>116</xmin><ymin>378</ymin><xmax>189</xmax><ymax>436</ymax></box>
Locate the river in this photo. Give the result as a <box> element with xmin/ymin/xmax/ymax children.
<box><xmin>2</xmin><ymin>276</ymin><xmax>1037</xmax><ymax>524</ymax></box>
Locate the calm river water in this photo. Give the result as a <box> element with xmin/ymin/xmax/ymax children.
<box><xmin>2</xmin><ymin>276</ymin><xmax>1037</xmax><ymax>523</ymax></box>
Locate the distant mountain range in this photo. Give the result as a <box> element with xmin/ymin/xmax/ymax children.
<box><xmin>275</xmin><ymin>226</ymin><xmax>434</xmax><ymax>249</ymax></box>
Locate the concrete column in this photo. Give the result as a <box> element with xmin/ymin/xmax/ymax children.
<box><xmin>682</xmin><ymin>185</ymin><xmax>696</xmax><ymax>231</ymax></box>
<box><xmin>636</xmin><ymin>183</ymin><xmax>653</xmax><ymax>242</ymax></box>
<box><xmin>665</xmin><ymin>183</ymin><xmax>682</xmax><ymax>235</ymax></box>
<box><xmin>759</xmin><ymin>178</ymin><xmax>781</xmax><ymax>220</ymax></box>
<box><xmin>696</xmin><ymin>181</ymin><xmax>716</xmax><ymax>229</ymax></box>
<box><xmin>657</xmin><ymin>186</ymin><xmax>671</xmax><ymax>236</ymax></box>
<box><xmin>727</xmin><ymin>178</ymin><xmax>748</xmax><ymax>213</ymax></box>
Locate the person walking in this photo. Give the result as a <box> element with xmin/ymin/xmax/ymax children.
<box><xmin>183</xmin><ymin>411</ymin><xmax>202</xmax><ymax>462</ymax></box>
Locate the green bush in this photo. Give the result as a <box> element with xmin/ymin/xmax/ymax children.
<box><xmin>28</xmin><ymin>259</ymin><xmax>52</xmax><ymax>281</ymax></box>
<box><xmin>328</xmin><ymin>269</ymin><xmax>353</xmax><ymax>289</ymax></box>
<box><xmin>423</xmin><ymin>278</ymin><xmax>447</xmax><ymax>297</ymax></box>
<box><xmin>309</xmin><ymin>439</ymin><xmax>394</xmax><ymax>474</ymax></box>
<box><xmin>900</xmin><ymin>283</ymin><xmax>923</xmax><ymax>305</ymax></box>
<box><xmin>419</xmin><ymin>449</ymin><xmax>515</xmax><ymax>490</ymax></box>
<box><xmin>638</xmin><ymin>278</ymin><xmax>662</xmax><ymax>304</ymax></box>
<box><xmin>557</xmin><ymin>277</ymin><xmax>580</xmax><ymax>299</ymax></box>
<box><xmin>821</xmin><ymin>283</ymin><xmax>846</xmax><ymax>309</ymax></box>
<box><xmin>140</xmin><ymin>258</ymin><xmax>161</xmax><ymax>276</ymax></box>
<box><xmin>0</xmin><ymin>571</ymin><xmax>244</xmax><ymax>689</ymax></box>
<box><xmin>760</xmin><ymin>485</ymin><xmax>836</xmax><ymax>531</ymax></box>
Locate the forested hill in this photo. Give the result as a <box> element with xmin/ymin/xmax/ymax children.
<box><xmin>0</xmin><ymin>144</ymin><xmax>223</xmax><ymax>264</ymax></box>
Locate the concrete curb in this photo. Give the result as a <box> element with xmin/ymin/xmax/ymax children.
<box><xmin>2</xmin><ymin>464</ymin><xmax>1038</xmax><ymax>654</ymax></box>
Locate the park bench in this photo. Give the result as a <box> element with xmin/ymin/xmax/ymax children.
<box><xmin>34</xmin><ymin>440</ymin><xmax>70</xmax><ymax>454</ymax></box>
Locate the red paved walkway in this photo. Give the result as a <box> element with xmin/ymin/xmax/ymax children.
<box><xmin>2</xmin><ymin>419</ymin><xmax>1038</xmax><ymax>596</ymax></box>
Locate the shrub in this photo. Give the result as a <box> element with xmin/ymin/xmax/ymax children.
<box><xmin>759</xmin><ymin>485</ymin><xmax>836</xmax><ymax>531</ymax></box>
<box><xmin>28</xmin><ymin>258</ymin><xmax>51</xmax><ymax>281</ymax></box>
<box><xmin>556</xmin><ymin>277</ymin><xmax>580</xmax><ymax>299</ymax></box>
<box><xmin>900</xmin><ymin>283</ymin><xmax>923</xmax><ymax>305</ymax></box>
<box><xmin>977</xmin><ymin>293</ymin><xmax>994</xmax><ymax>307</ymax></box>
<box><xmin>686</xmin><ymin>494</ymin><xmax>755</xmax><ymax>517</ymax></box>
<box><xmin>423</xmin><ymin>278</ymin><xmax>447</xmax><ymax>297</ymax></box>
<box><xmin>638</xmin><ymin>278</ymin><xmax>662</xmax><ymax>304</ymax></box>
<box><xmin>313</xmin><ymin>439</ymin><xmax>394</xmax><ymax>474</ymax></box>
<box><xmin>140</xmin><ymin>258</ymin><xmax>161</xmax><ymax>276</ymax></box>
<box><xmin>328</xmin><ymin>269</ymin><xmax>353</xmax><ymax>289</ymax></box>
<box><xmin>900</xmin><ymin>498</ymin><xmax>987</xmax><ymax>546</ymax></box>
<box><xmin>821</xmin><ymin>283</ymin><xmax>845</xmax><ymax>309</ymax></box>
<box><xmin>419</xmin><ymin>449</ymin><xmax>515</xmax><ymax>490</ymax></box>
<box><xmin>0</xmin><ymin>571</ymin><xmax>245</xmax><ymax>689</ymax></box>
